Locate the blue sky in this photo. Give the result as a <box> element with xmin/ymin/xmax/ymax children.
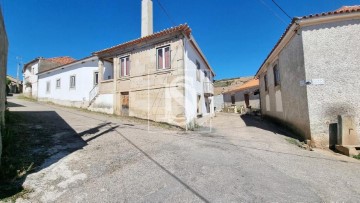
<box><xmin>2</xmin><ymin>0</ymin><xmax>359</xmax><ymax>80</ymax></box>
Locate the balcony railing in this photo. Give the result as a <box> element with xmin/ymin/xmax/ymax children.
<box><xmin>203</xmin><ymin>82</ymin><xmax>214</xmax><ymax>95</ymax></box>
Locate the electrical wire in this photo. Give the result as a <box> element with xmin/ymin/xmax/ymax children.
<box><xmin>257</xmin><ymin>0</ymin><xmax>288</xmax><ymax>25</ymax></box>
<box><xmin>155</xmin><ymin>0</ymin><xmax>176</xmax><ymax>26</ymax></box>
<box><xmin>271</xmin><ymin>0</ymin><xmax>292</xmax><ymax>20</ymax></box>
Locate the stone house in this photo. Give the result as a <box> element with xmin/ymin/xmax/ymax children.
<box><xmin>22</xmin><ymin>56</ymin><xmax>75</xmax><ymax>98</ymax></box>
<box><xmin>223</xmin><ymin>78</ymin><xmax>259</xmax><ymax>113</ymax></box>
<box><xmin>0</xmin><ymin>5</ymin><xmax>8</xmax><ymax>164</ymax></box>
<box><xmin>92</xmin><ymin>23</ymin><xmax>215</xmax><ymax>128</ymax></box>
<box><xmin>255</xmin><ymin>6</ymin><xmax>360</xmax><ymax>147</ymax></box>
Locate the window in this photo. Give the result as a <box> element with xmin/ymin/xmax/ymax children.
<box><xmin>273</xmin><ymin>64</ymin><xmax>280</xmax><ymax>86</ymax></box>
<box><xmin>196</xmin><ymin>61</ymin><xmax>201</xmax><ymax>81</ymax></box>
<box><xmin>197</xmin><ymin>95</ymin><xmax>201</xmax><ymax>115</ymax></box>
<box><xmin>94</xmin><ymin>72</ymin><xmax>99</xmax><ymax>85</ymax></box>
<box><xmin>120</xmin><ymin>56</ymin><xmax>130</xmax><ymax>77</ymax></box>
<box><xmin>46</xmin><ymin>81</ymin><xmax>50</xmax><ymax>93</ymax></box>
<box><xmin>204</xmin><ymin>70</ymin><xmax>208</xmax><ymax>78</ymax></box>
<box><xmin>70</xmin><ymin>75</ymin><xmax>76</xmax><ymax>89</ymax></box>
<box><xmin>157</xmin><ymin>46</ymin><xmax>171</xmax><ymax>69</ymax></box>
<box><xmin>231</xmin><ymin>95</ymin><xmax>235</xmax><ymax>105</ymax></box>
<box><xmin>264</xmin><ymin>74</ymin><xmax>268</xmax><ymax>91</ymax></box>
<box><xmin>56</xmin><ymin>79</ymin><xmax>61</xmax><ymax>88</ymax></box>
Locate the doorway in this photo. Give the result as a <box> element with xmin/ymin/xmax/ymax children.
<box><xmin>244</xmin><ymin>93</ymin><xmax>250</xmax><ymax>108</ymax></box>
<box><xmin>121</xmin><ymin>92</ymin><xmax>129</xmax><ymax>116</ymax></box>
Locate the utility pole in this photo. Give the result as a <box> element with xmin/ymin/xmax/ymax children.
<box><xmin>16</xmin><ymin>56</ymin><xmax>22</xmax><ymax>93</ymax></box>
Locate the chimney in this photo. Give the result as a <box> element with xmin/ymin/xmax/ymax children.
<box><xmin>141</xmin><ymin>0</ymin><xmax>153</xmax><ymax>37</ymax></box>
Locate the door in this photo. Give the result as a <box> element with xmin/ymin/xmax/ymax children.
<box><xmin>244</xmin><ymin>93</ymin><xmax>250</xmax><ymax>108</ymax></box>
<box><xmin>121</xmin><ymin>92</ymin><xmax>129</xmax><ymax>116</ymax></box>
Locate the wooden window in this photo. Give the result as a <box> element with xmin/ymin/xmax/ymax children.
<box><xmin>196</xmin><ymin>61</ymin><xmax>201</xmax><ymax>81</ymax></box>
<box><xmin>94</xmin><ymin>72</ymin><xmax>99</xmax><ymax>85</ymax></box>
<box><xmin>46</xmin><ymin>81</ymin><xmax>50</xmax><ymax>93</ymax></box>
<box><xmin>70</xmin><ymin>75</ymin><xmax>76</xmax><ymax>89</ymax></box>
<box><xmin>157</xmin><ymin>46</ymin><xmax>171</xmax><ymax>69</ymax></box>
<box><xmin>120</xmin><ymin>56</ymin><xmax>130</xmax><ymax>77</ymax></box>
<box><xmin>231</xmin><ymin>95</ymin><xmax>235</xmax><ymax>104</ymax></box>
<box><xmin>273</xmin><ymin>64</ymin><xmax>280</xmax><ymax>86</ymax></box>
<box><xmin>264</xmin><ymin>74</ymin><xmax>268</xmax><ymax>91</ymax></box>
<box><xmin>56</xmin><ymin>79</ymin><xmax>61</xmax><ymax>88</ymax></box>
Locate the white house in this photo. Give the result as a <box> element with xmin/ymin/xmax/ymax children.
<box><xmin>223</xmin><ymin>78</ymin><xmax>260</xmax><ymax>114</ymax></box>
<box><xmin>23</xmin><ymin>56</ymin><xmax>76</xmax><ymax>98</ymax></box>
<box><xmin>37</xmin><ymin>56</ymin><xmax>112</xmax><ymax>111</ymax></box>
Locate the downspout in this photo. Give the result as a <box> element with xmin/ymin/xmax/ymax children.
<box><xmin>182</xmin><ymin>34</ymin><xmax>188</xmax><ymax>131</ymax></box>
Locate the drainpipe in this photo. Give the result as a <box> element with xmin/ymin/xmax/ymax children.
<box><xmin>183</xmin><ymin>35</ymin><xmax>188</xmax><ymax>131</ymax></box>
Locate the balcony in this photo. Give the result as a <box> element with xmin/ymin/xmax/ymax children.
<box><xmin>203</xmin><ymin>82</ymin><xmax>214</xmax><ymax>96</ymax></box>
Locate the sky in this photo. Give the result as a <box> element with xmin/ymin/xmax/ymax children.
<box><xmin>2</xmin><ymin>0</ymin><xmax>360</xmax><ymax>80</ymax></box>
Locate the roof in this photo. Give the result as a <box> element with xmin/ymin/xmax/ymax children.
<box><xmin>256</xmin><ymin>5</ymin><xmax>360</xmax><ymax>77</ymax></box>
<box><xmin>93</xmin><ymin>23</ymin><xmax>215</xmax><ymax>75</ymax></box>
<box><xmin>23</xmin><ymin>56</ymin><xmax>76</xmax><ymax>73</ymax></box>
<box><xmin>301</xmin><ymin>5</ymin><xmax>360</xmax><ymax>19</ymax></box>
<box><xmin>94</xmin><ymin>24</ymin><xmax>191</xmax><ymax>55</ymax></box>
<box><xmin>224</xmin><ymin>78</ymin><xmax>259</xmax><ymax>94</ymax></box>
<box><xmin>37</xmin><ymin>55</ymin><xmax>97</xmax><ymax>75</ymax></box>
<box><xmin>45</xmin><ymin>56</ymin><xmax>76</xmax><ymax>66</ymax></box>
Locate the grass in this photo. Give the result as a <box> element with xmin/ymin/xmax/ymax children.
<box><xmin>353</xmin><ymin>154</ymin><xmax>360</xmax><ymax>160</ymax></box>
<box><xmin>17</xmin><ymin>94</ymin><xmax>37</xmax><ymax>102</ymax></box>
<box><xmin>285</xmin><ymin>137</ymin><xmax>299</xmax><ymax>146</ymax></box>
<box><xmin>0</xmin><ymin>109</ymin><xmax>50</xmax><ymax>201</ymax></box>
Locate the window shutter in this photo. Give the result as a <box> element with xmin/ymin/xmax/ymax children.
<box><xmin>158</xmin><ymin>49</ymin><xmax>163</xmax><ymax>69</ymax></box>
<box><xmin>126</xmin><ymin>57</ymin><xmax>130</xmax><ymax>76</ymax></box>
<box><xmin>165</xmin><ymin>47</ymin><xmax>170</xmax><ymax>69</ymax></box>
<box><xmin>121</xmin><ymin>59</ymin><xmax>124</xmax><ymax>76</ymax></box>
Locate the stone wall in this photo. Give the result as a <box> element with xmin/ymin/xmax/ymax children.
<box><xmin>302</xmin><ymin>19</ymin><xmax>360</xmax><ymax>147</ymax></box>
<box><xmin>110</xmin><ymin>38</ymin><xmax>186</xmax><ymax>127</ymax></box>
<box><xmin>0</xmin><ymin>8</ymin><xmax>8</xmax><ymax>165</ymax></box>
<box><xmin>259</xmin><ymin>33</ymin><xmax>311</xmax><ymax>140</ymax></box>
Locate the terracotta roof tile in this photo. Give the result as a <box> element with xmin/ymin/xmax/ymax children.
<box><xmin>225</xmin><ymin>78</ymin><xmax>259</xmax><ymax>93</ymax></box>
<box><xmin>45</xmin><ymin>56</ymin><xmax>76</xmax><ymax>65</ymax></box>
<box><xmin>93</xmin><ymin>24</ymin><xmax>191</xmax><ymax>55</ymax></box>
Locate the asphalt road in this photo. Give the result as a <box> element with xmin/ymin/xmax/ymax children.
<box><xmin>8</xmin><ymin>96</ymin><xmax>360</xmax><ymax>202</ymax></box>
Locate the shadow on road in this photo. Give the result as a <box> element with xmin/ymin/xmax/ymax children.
<box><xmin>240</xmin><ymin>114</ymin><xmax>305</xmax><ymax>142</ymax></box>
<box><xmin>0</xmin><ymin>107</ymin><xmax>116</xmax><ymax>199</ymax></box>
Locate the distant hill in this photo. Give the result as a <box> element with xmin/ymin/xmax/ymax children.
<box><xmin>214</xmin><ymin>76</ymin><xmax>254</xmax><ymax>95</ymax></box>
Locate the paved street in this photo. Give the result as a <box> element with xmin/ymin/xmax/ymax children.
<box><xmin>7</xmin><ymin>96</ymin><xmax>360</xmax><ymax>202</ymax></box>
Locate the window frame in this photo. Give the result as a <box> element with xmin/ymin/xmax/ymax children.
<box><xmin>273</xmin><ymin>64</ymin><xmax>280</xmax><ymax>86</ymax></box>
<box><xmin>69</xmin><ymin>75</ymin><xmax>76</xmax><ymax>89</ymax></box>
<box><xmin>120</xmin><ymin>56</ymin><xmax>130</xmax><ymax>77</ymax></box>
<box><xmin>46</xmin><ymin>81</ymin><xmax>51</xmax><ymax>93</ymax></box>
<box><xmin>196</xmin><ymin>60</ymin><xmax>201</xmax><ymax>81</ymax></box>
<box><xmin>156</xmin><ymin>45</ymin><xmax>171</xmax><ymax>70</ymax></box>
<box><xmin>264</xmin><ymin>73</ymin><xmax>268</xmax><ymax>92</ymax></box>
<box><xmin>56</xmin><ymin>78</ymin><xmax>61</xmax><ymax>89</ymax></box>
<box><xmin>94</xmin><ymin>71</ymin><xmax>99</xmax><ymax>85</ymax></box>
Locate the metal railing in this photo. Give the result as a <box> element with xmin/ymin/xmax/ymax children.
<box><xmin>203</xmin><ymin>82</ymin><xmax>214</xmax><ymax>95</ymax></box>
<box><xmin>89</xmin><ymin>84</ymin><xmax>99</xmax><ymax>103</ymax></box>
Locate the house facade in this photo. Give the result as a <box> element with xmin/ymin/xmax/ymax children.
<box><xmin>7</xmin><ymin>75</ymin><xmax>22</xmax><ymax>93</ymax></box>
<box><xmin>0</xmin><ymin>5</ymin><xmax>8</xmax><ymax>164</ymax></box>
<box><xmin>23</xmin><ymin>56</ymin><xmax>75</xmax><ymax>98</ymax></box>
<box><xmin>37</xmin><ymin>56</ymin><xmax>112</xmax><ymax>110</ymax></box>
<box><xmin>223</xmin><ymin>78</ymin><xmax>259</xmax><ymax>113</ymax></box>
<box><xmin>93</xmin><ymin>24</ymin><xmax>215</xmax><ymax>128</ymax></box>
<box><xmin>256</xmin><ymin>6</ymin><xmax>360</xmax><ymax>147</ymax></box>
